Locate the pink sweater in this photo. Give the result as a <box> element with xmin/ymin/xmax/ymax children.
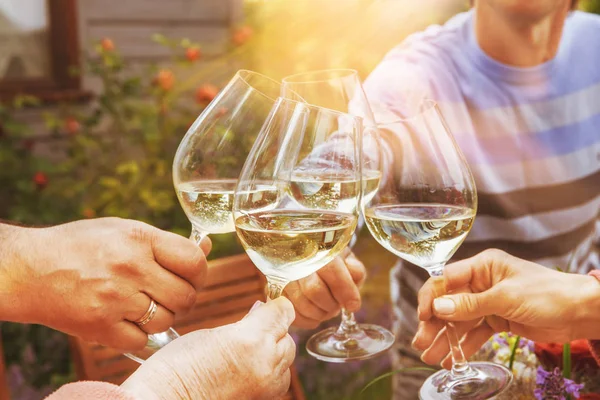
<box><xmin>45</xmin><ymin>382</ymin><xmax>136</xmax><ymax>400</ymax></box>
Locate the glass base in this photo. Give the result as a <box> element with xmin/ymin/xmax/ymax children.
<box><xmin>419</xmin><ymin>362</ymin><xmax>513</xmax><ymax>400</ymax></box>
<box><xmin>124</xmin><ymin>328</ymin><xmax>180</xmax><ymax>364</ymax></box>
<box><xmin>306</xmin><ymin>324</ymin><xmax>395</xmax><ymax>363</ymax></box>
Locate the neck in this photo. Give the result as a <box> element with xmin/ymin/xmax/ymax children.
<box><xmin>474</xmin><ymin>2</ymin><xmax>570</xmax><ymax>67</ymax></box>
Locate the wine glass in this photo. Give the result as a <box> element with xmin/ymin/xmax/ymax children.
<box><xmin>282</xmin><ymin>69</ymin><xmax>395</xmax><ymax>362</ymax></box>
<box><xmin>362</xmin><ymin>100</ymin><xmax>512</xmax><ymax>399</ymax></box>
<box><xmin>124</xmin><ymin>71</ymin><xmax>287</xmax><ymax>363</ymax></box>
<box><xmin>233</xmin><ymin>98</ymin><xmax>361</xmax><ymax>304</ymax></box>
<box><xmin>173</xmin><ymin>70</ymin><xmax>289</xmax><ymax>245</ymax></box>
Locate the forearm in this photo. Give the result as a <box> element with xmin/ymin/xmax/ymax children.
<box><xmin>0</xmin><ymin>223</ymin><xmax>38</xmax><ymax>323</ymax></box>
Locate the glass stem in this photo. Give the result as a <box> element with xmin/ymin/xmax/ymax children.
<box><xmin>337</xmin><ymin>308</ymin><xmax>359</xmax><ymax>335</ymax></box>
<box><xmin>266</xmin><ymin>276</ymin><xmax>289</xmax><ymax>300</ymax></box>
<box><xmin>190</xmin><ymin>227</ymin><xmax>208</xmax><ymax>246</ymax></box>
<box><xmin>429</xmin><ymin>265</ymin><xmax>473</xmax><ymax>378</ymax></box>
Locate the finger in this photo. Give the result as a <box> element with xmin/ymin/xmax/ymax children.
<box><xmin>317</xmin><ymin>256</ymin><xmax>361</xmax><ymax>312</ymax></box>
<box><xmin>412</xmin><ymin>318</ymin><xmax>445</xmax><ymax>351</ymax></box>
<box><xmin>149</xmin><ymin>227</ymin><xmax>210</xmax><ymax>289</ymax></box>
<box><xmin>297</xmin><ymin>274</ymin><xmax>339</xmax><ymax>313</ymax></box>
<box><xmin>442</xmin><ymin>249</ymin><xmax>510</xmax><ymax>293</ymax></box>
<box><xmin>124</xmin><ymin>293</ymin><xmax>175</xmax><ymax>334</ymax></box>
<box><xmin>284</xmin><ymin>282</ymin><xmax>333</xmax><ymax>321</ymax></box>
<box><xmin>440</xmin><ymin>322</ymin><xmax>496</xmax><ymax>369</ymax></box>
<box><xmin>420</xmin><ymin>319</ymin><xmax>480</xmax><ymax>366</ymax></box>
<box><xmin>142</xmin><ymin>266</ymin><xmax>197</xmax><ymax>314</ymax></box>
<box><xmin>243</xmin><ymin>297</ymin><xmax>295</xmax><ymax>339</ymax></box>
<box><xmin>433</xmin><ymin>289</ymin><xmax>505</xmax><ymax>322</ymax></box>
<box><xmin>274</xmin><ymin>369</ymin><xmax>292</xmax><ymax>400</ymax></box>
<box><xmin>276</xmin><ymin>334</ymin><xmax>297</xmax><ymax>371</ymax></box>
<box><xmin>418</xmin><ymin>277</ymin><xmax>446</xmax><ymax>322</ymax></box>
<box><xmin>104</xmin><ymin>321</ymin><xmax>149</xmax><ymax>352</ymax></box>
<box><xmin>345</xmin><ymin>252</ymin><xmax>367</xmax><ymax>287</ymax></box>
<box><xmin>291</xmin><ymin>308</ymin><xmax>339</xmax><ymax>329</ymax></box>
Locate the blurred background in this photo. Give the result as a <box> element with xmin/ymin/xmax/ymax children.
<box><xmin>1</xmin><ymin>0</ymin><xmax>599</xmax><ymax>399</ymax></box>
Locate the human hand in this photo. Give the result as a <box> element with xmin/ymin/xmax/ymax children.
<box><xmin>284</xmin><ymin>249</ymin><xmax>366</xmax><ymax>328</ymax></box>
<box><xmin>121</xmin><ymin>297</ymin><xmax>296</xmax><ymax>400</ymax></box>
<box><xmin>2</xmin><ymin>218</ymin><xmax>210</xmax><ymax>351</ymax></box>
<box><xmin>413</xmin><ymin>249</ymin><xmax>600</xmax><ymax>369</ymax></box>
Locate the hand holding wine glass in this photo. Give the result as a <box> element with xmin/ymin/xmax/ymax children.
<box><xmin>281</xmin><ymin>69</ymin><xmax>394</xmax><ymax>362</ymax></box>
<box><xmin>125</xmin><ymin>71</ymin><xmax>286</xmax><ymax>363</ymax></box>
<box><xmin>362</xmin><ymin>100</ymin><xmax>512</xmax><ymax>399</ymax></box>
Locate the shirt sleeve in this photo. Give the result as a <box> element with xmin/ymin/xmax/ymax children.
<box><xmin>45</xmin><ymin>382</ymin><xmax>137</xmax><ymax>400</ymax></box>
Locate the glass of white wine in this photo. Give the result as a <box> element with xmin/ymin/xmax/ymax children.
<box><xmin>125</xmin><ymin>71</ymin><xmax>289</xmax><ymax>363</ymax></box>
<box><xmin>173</xmin><ymin>70</ymin><xmax>293</xmax><ymax>245</ymax></box>
<box><xmin>233</xmin><ymin>97</ymin><xmax>361</xmax><ymax>303</ymax></box>
<box><xmin>282</xmin><ymin>69</ymin><xmax>394</xmax><ymax>362</ymax></box>
<box><xmin>362</xmin><ymin>100</ymin><xmax>512</xmax><ymax>399</ymax></box>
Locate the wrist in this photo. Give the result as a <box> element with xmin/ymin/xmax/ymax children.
<box><xmin>572</xmin><ymin>273</ymin><xmax>600</xmax><ymax>340</ymax></box>
<box><xmin>0</xmin><ymin>224</ymin><xmax>41</xmax><ymax>323</ymax></box>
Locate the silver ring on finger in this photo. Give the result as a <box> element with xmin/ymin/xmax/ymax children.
<box><xmin>134</xmin><ymin>299</ymin><xmax>158</xmax><ymax>327</ymax></box>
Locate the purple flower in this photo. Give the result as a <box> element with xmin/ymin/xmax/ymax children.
<box><xmin>534</xmin><ymin>367</ymin><xmax>584</xmax><ymax>400</ymax></box>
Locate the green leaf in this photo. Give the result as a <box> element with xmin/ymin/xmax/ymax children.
<box><xmin>563</xmin><ymin>342</ymin><xmax>571</xmax><ymax>380</ymax></box>
<box><xmin>508</xmin><ymin>335</ymin><xmax>520</xmax><ymax>371</ymax></box>
<box><xmin>360</xmin><ymin>367</ymin><xmax>436</xmax><ymax>395</ymax></box>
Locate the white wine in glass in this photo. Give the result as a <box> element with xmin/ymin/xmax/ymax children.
<box><xmin>173</xmin><ymin>70</ymin><xmax>291</xmax><ymax>244</ymax></box>
<box><xmin>282</xmin><ymin>69</ymin><xmax>394</xmax><ymax>363</ymax></box>
<box><xmin>363</xmin><ymin>100</ymin><xmax>512</xmax><ymax>399</ymax></box>
<box><xmin>234</xmin><ymin>98</ymin><xmax>361</xmax><ymax>300</ymax></box>
<box><xmin>124</xmin><ymin>71</ymin><xmax>287</xmax><ymax>364</ymax></box>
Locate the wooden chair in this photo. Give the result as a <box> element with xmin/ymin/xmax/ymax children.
<box><xmin>69</xmin><ymin>254</ymin><xmax>305</xmax><ymax>400</ymax></box>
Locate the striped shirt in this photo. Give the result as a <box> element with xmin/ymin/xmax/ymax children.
<box><xmin>363</xmin><ymin>10</ymin><xmax>600</xmax><ymax>398</ymax></box>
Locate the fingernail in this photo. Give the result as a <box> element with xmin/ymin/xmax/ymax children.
<box><xmin>250</xmin><ymin>300</ymin><xmax>263</xmax><ymax>312</ymax></box>
<box><xmin>345</xmin><ymin>300</ymin><xmax>360</xmax><ymax>312</ymax></box>
<box><xmin>411</xmin><ymin>335</ymin><xmax>420</xmax><ymax>350</ymax></box>
<box><xmin>433</xmin><ymin>297</ymin><xmax>456</xmax><ymax>315</ymax></box>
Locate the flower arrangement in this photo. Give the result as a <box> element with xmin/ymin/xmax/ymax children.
<box><xmin>469</xmin><ymin>333</ymin><xmax>600</xmax><ymax>399</ymax></box>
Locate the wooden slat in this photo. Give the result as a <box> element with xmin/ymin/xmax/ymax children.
<box><xmin>86</xmin><ymin>24</ymin><xmax>229</xmax><ymax>58</ymax></box>
<box><xmin>177</xmin><ymin>292</ymin><xmax>260</xmax><ymax>326</ymax></box>
<box><xmin>175</xmin><ymin>312</ymin><xmax>247</xmax><ymax>334</ymax></box>
<box><xmin>196</xmin><ymin>279</ymin><xmax>263</xmax><ymax>304</ymax></box>
<box><xmin>82</xmin><ymin>0</ymin><xmax>230</xmax><ymax>23</ymax></box>
<box><xmin>202</xmin><ymin>254</ymin><xmax>260</xmax><ymax>287</ymax></box>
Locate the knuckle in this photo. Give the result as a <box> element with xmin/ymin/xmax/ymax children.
<box><xmin>481</xmin><ymin>248</ymin><xmax>507</xmax><ymax>262</ymax></box>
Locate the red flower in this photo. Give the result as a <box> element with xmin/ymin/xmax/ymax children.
<box><xmin>535</xmin><ymin>339</ymin><xmax>599</xmax><ymax>371</ymax></box>
<box><xmin>580</xmin><ymin>394</ymin><xmax>600</xmax><ymax>400</ymax></box>
<box><xmin>154</xmin><ymin>69</ymin><xmax>175</xmax><ymax>92</ymax></box>
<box><xmin>33</xmin><ymin>172</ymin><xmax>48</xmax><ymax>190</ymax></box>
<box><xmin>232</xmin><ymin>26</ymin><xmax>253</xmax><ymax>46</ymax></box>
<box><xmin>64</xmin><ymin>117</ymin><xmax>80</xmax><ymax>135</ymax></box>
<box><xmin>100</xmin><ymin>38</ymin><xmax>115</xmax><ymax>52</ymax></box>
<box><xmin>185</xmin><ymin>47</ymin><xmax>201</xmax><ymax>62</ymax></box>
<box><xmin>195</xmin><ymin>84</ymin><xmax>219</xmax><ymax>104</ymax></box>
<box><xmin>82</xmin><ymin>208</ymin><xmax>96</xmax><ymax>219</ymax></box>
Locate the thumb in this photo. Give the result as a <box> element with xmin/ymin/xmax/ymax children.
<box><xmin>241</xmin><ymin>297</ymin><xmax>295</xmax><ymax>340</ymax></box>
<box><xmin>433</xmin><ymin>290</ymin><xmax>501</xmax><ymax>321</ymax></box>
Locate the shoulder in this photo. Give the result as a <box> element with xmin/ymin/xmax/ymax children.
<box><xmin>364</xmin><ymin>12</ymin><xmax>471</xmax><ymax>111</ymax></box>
<box><xmin>565</xmin><ymin>11</ymin><xmax>600</xmax><ymax>35</ymax></box>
